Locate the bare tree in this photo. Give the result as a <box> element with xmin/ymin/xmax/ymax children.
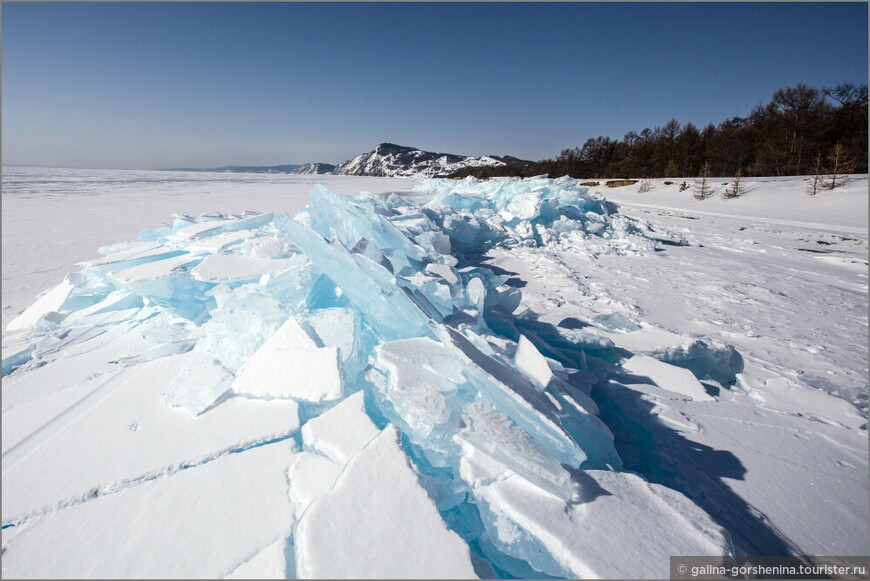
<box><xmin>823</xmin><ymin>82</ymin><xmax>868</xmax><ymax>107</ymax></box>
<box><xmin>772</xmin><ymin>83</ymin><xmax>827</xmax><ymax>175</ymax></box>
<box><xmin>822</xmin><ymin>142</ymin><xmax>856</xmax><ymax>190</ymax></box>
<box><xmin>805</xmin><ymin>153</ymin><xmax>823</xmax><ymax>196</ymax></box>
<box><xmin>722</xmin><ymin>169</ymin><xmax>745</xmax><ymax>199</ymax></box>
<box><xmin>693</xmin><ymin>161</ymin><xmax>714</xmax><ymax>199</ymax></box>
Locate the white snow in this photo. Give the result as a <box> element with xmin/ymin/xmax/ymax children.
<box><xmin>2</xmin><ymin>439</ymin><xmax>297</xmax><ymax>579</ymax></box>
<box><xmin>300</xmin><ymin>391</ymin><xmax>380</xmax><ymax>464</ymax></box>
<box><xmin>287</xmin><ymin>392</ymin><xmax>380</xmax><ymax>522</ymax></box>
<box><xmin>293</xmin><ymin>426</ymin><xmax>478</xmax><ymax>579</ymax></box>
<box><xmin>514</xmin><ymin>334</ymin><xmax>554</xmax><ymax>389</ymax></box>
<box><xmin>231</xmin><ymin>316</ymin><xmax>343</xmax><ymax>403</ymax></box>
<box><xmin>225</xmin><ymin>539</ymin><xmax>289</xmax><ymax>579</ymax></box>
<box><xmin>2</xmin><ymin>168</ymin><xmax>867</xmax><ymax>578</ymax></box>
<box><xmin>2</xmin><ymin>346</ymin><xmax>301</xmax><ymax>518</ymax></box>
<box><xmin>465</xmin><ymin>467</ymin><xmax>731</xmax><ymax>579</ymax></box>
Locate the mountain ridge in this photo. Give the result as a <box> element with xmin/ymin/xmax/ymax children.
<box><xmin>159</xmin><ymin>143</ymin><xmax>531</xmax><ymax>178</ymax></box>
<box><xmin>331</xmin><ymin>142</ymin><xmax>531</xmax><ymax>178</ymax></box>
<box><xmin>161</xmin><ymin>164</ymin><xmax>303</xmax><ymax>174</ymax></box>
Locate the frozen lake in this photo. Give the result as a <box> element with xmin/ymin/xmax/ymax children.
<box><xmin>2</xmin><ymin>167</ymin><xmax>867</xmax><ymax>578</ymax></box>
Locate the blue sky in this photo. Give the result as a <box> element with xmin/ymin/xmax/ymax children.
<box><xmin>3</xmin><ymin>2</ymin><xmax>867</xmax><ymax>170</ymax></box>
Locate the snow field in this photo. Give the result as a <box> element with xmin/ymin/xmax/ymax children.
<box><xmin>2</xmin><ymin>170</ymin><xmax>867</xmax><ymax>577</ymax></box>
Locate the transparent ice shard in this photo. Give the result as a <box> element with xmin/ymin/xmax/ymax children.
<box><xmin>307</xmin><ymin>184</ymin><xmax>427</xmax><ymax>274</ymax></box>
<box><xmin>164</xmin><ymin>350</ymin><xmax>235</xmax><ymax>416</ymax></box>
<box><xmin>273</xmin><ymin>213</ymin><xmax>431</xmax><ymax>342</ymax></box>
<box><xmin>171</xmin><ymin>211</ymin><xmax>274</xmax><ymax>241</ymax></box>
<box><xmin>300</xmin><ymin>307</ymin><xmax>367</xmax><ymax>385</ymax></box>
<box><xmin>107</xmin><ymin>254</ymin><xmax>202</xmax><ymax>301</ymax></box>
<box><xmin>63</xmin><ymin>289</ymin><xmax>144</xmax><ymax>325</ymax></box>
<box><xmin>593</xmin><ymin>311</ymin><xmax>641</xmax><ymax>332</ymax></box>
<box><xmin>2</xmin><ymin>338</ymin><xmax>35</xmax><ymax>376</ymax></box>
<box><xmin>437</xmin><ymin>325</ymin><xmax>587</xmax><ymax>468</ymax></box>
<box><xmin>369</xmin><ymin>337</ymin><xmax>467</xmax><ymax>461</ymax></box>
<box><xmin>199</xmin><ymin>285</ymin><xmax>288</xmax><ymax>373</ymax></box>
<box><xmin>455</xmin><ymin>402</ymin><xmax>574</xmax><ymax>500</ymax></box>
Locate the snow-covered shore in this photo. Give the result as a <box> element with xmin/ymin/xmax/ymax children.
<box><xmin>2</xmin><ymin>167</ymin><xmax>867</xmax><ymax>578</ymax></box>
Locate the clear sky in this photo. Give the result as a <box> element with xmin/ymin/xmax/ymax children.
<box><xmin>2</xmin><ymin>2</ymin><xmax>867</xmax><ymax>170</ymax></box>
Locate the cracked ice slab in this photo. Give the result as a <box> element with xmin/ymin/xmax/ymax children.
<box><xmin>5</xmin><ymin>275</ymin><xmax>79</xmax><ymax>332</ymax></box>
<box><xmin>300</xmin><ymin>391</ymin><xmax>380</xmax><ymax>464</ymax></box>
<box><xmin>225</xmin><ymin>539</ymin><xmax>289</xmax><ymax>579</ymax></box>
<box><xmin>293</xmin><ymin>425</ymin><xmax>478</xmax><ymax>579</ymax></box>
<box><xmin>514</xmin><ymin>334</ymin><xmax>554</xmax><ymax>389</ymax></box>
<box><xmin>2</xmin><ymin>350</ymin><xmax>300</xmax><ymax>520</ymax></box>
<box><xmin>106</xmin><ymin>253</ymin><xmax>200</xmax><ymax>285</ymax></box>
<box><xmin>455</xmin><ymin>402</ymin><xmax>574</xmax><ymax>501</ymax></box>
<box><xmin>76</xmin><ymin>241</ymin><xmax>188</xmax><ymax>274</ymax></box>
<box><xmin>370</xmin><ymin>336</ymin><xmax>467</xmax><ymax>441</ymax></box>
<box><xmin>307</xmin><ymin>184</ymin><xmax>428</xmax><ymax>273</ymax></box>
<box><xmin>288</xmin><ymin>392</ymin><xmax>380</xmax><ymax>520</ymax></box>
<box><xmin>623</xmin><ymin>354</ymin><xmax>715</xmax><ymax>402</ymax></box>
<box><xmin>170</xmin><ymin>211</ymin><xmax>274</xmax><ymax>241</ymax></box>
<box><xmin>1</xmin><ymin>439</ymin><xmax>296</xmax><ymax>579</ymax></box>
<box><xmin>190</xmin><ymin>255</ymin><xmax>298</xmax><ymax>283</ymax></box>
<box><xmin>231</xmin><ymin>316</ymin><xmax>343</xmax><ymax>403</ymax></box>
<box><xmin>438</xmin><ymin>325</ymin><xmax>586</xmax><ymax>468</ymax></box>
<box><xmin>464</xmin><ymin>467</ymin><xmax>731</xmax><ymax>579</ymax></box>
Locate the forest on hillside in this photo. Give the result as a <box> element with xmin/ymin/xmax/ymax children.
<box><xmin>451</xmin><ymin>82</ymin><xmax>868</xmax><ymax>180</ymax></box>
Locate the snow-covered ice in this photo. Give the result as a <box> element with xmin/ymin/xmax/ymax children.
<box><xmin>2</xmin><ymin>167</ymin><xmax>867</xmax><ymax>578</ymax></box>
<box><xmin>623</xmin><ymin>354</ymin><xmax>715</xmax><ymax>402</ymax></box>
<box><xmin>294</xmin><ymin>426</ymin><xmax>478</xmax><ymax>579</ymax></box>
<box><xmin>231</xmin><ymin>316</ymin><xmax>343</xmax><ymax>403</ymax></box>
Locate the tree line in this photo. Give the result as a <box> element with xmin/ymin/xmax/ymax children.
<box><xmin>450</xmin><ymin>82</ymin><xmax>867</xmax><ymax>180</ymax></box>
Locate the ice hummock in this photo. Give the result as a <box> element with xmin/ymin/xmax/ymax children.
<box><xmin>3</xmin><ymin>177</ymin><xmax>737</xmax><ymax>578</ymax></box>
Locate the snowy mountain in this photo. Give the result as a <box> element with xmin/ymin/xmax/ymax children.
<box><xmin>1</xmin><ymin>167</ymin><xmax>868</xmax><ymax>578</ymax></box>
<box><xmin>290</xmin><ymin>162</ymin><xmax>337</xmax><ymax>175</ymax></box>
<box><xmin>332</xmin><ymin>142</ymin><xmax>530</xmax><ymax>177</ymax></box>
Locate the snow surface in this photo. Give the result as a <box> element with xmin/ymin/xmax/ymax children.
<box><xmin>2</xmin><ymin>167</ymin><xmax>867</xmax><ymax>578</ymax></box>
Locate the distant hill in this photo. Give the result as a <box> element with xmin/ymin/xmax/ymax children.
<box><xmin>291</xmin><ymin>162</ymin><xmax>337</xmax><ymax>175</ymax></box>
<box><xmin>162</xmin><ymin>164</ymin><xmax>303</xmax><ymax>174</ymax></box>
<box><xmin>332</xmin><ymin>143</ymin><xmax>531</xmax><ymax>178</ymax></box>
<box><xmin>159</xmin><ymin>143</ymin><xmax>532</xmax><ymax>178</ymax></box>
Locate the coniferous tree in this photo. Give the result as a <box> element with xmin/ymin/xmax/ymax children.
<box><xmin>693</xmin><ymin>162</ymin><xmax>714</xmax><ymax>199</ymax></box>
<box><xmin>722</xmin><ymin>169</ymin><xmax>745</xmax><ymax>199</ymax></box>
